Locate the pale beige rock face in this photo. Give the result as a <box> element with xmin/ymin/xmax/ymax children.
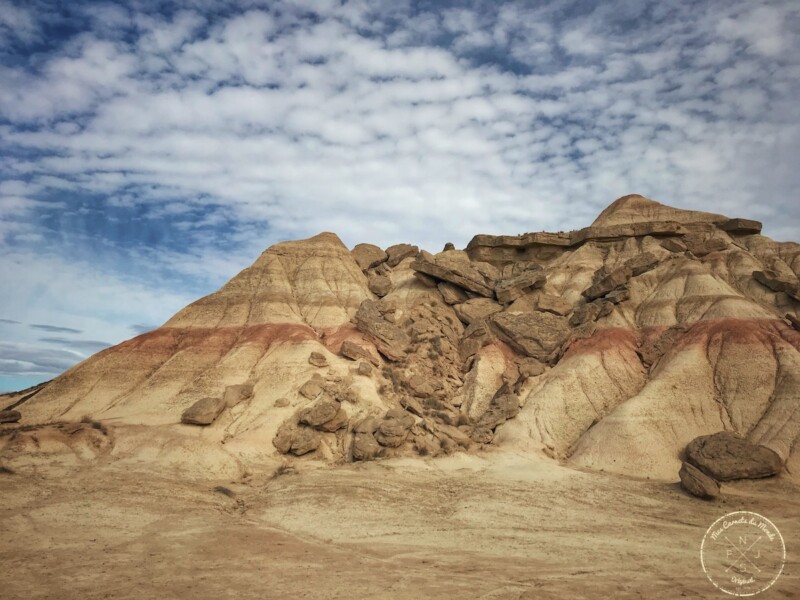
<box><xmin>6</xmin><ymin>195</ymin><xmax>800</xmax><ymax>483</ymax></box>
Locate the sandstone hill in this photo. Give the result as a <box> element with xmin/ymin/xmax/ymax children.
<box><xmin>2</xmin><ymin>195</ymin><xmax>799</xmax><ymax>482</ymax></box>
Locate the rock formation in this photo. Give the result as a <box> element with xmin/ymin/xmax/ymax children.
<box><xmin>2</xmin><ymin>194</ymin><xmax>799</xmax><ymax>484</ymax></box>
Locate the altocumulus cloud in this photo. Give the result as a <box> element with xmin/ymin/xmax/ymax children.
<box><xmin>0</xmin><ymin>0</ymin><xmax>798</xmax><ymax>391</ymax></box>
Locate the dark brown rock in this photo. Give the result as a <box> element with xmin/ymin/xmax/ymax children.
<box><xmin>181</xmin><ymin>397</ymin><xmax>226</xmax><ymax>426</ymax></box>
<box><xmin>0</xmin><ymin>410</ymin><xmax>21</xmax><ymax>424</ymax></box>
<box><xmin>352</xmin><ymin>432</ymin><xmax>384</xmax><ymax>461</ymax></box>
<box><xmin>355</xmin><ymin>300</ymin><xmax>409</xmax><ymax>361</ymax></box>
<box><xmin>411</xmin><ymin>250</ymin><xmax>496</xmax><ymax>297</ymax></box>
<box><xmin>476</xmin><ymin>391</ymin><xmax>519</xmax><ymax>431</ymax></box>
<box><xmin>438</xmin><ymin>281</ymin><xmax>470</xmax><ymax>305</ymax></box>
<box><xmin>495</xmin><ymin>267</ymin><xmax>546</xmax><ymax>304</ymax></box>
<box><xmin>308</xmin><ymin>351</ymin><xmax>328</xmax><ymax>367</ymax></box>
<box><xmin>223</xmin><ymin>383</ymin><xmax>253</xmax><ymax>408</ymax></box>
<box><xmin>368</xmin><ymin>274</ymin><xmax>392</xmax><ymax>297</ymax></box>
<box><xmin>685</xmin><ymin>431</ymin><xmax>783</xmax><ymax>481</ymax></box>
<box><xmin>718</xmin><ymin>218</ymin><xmax>762</xmax><ymax>235</ymax></box>
<box><xmin>340</xmin><ymin>340</ymin><xmax>380</xmax><ymax>366</ymax></box>
<box><xmin>385</xmin><ymin>243</ymin><xmax>419</xmax><ymax>267</ymax></box>
<box><xmin>352</xmin><ymin>243</ymin><xmax>387</xmax><ymax>271</ymax></box>
<box><xmin>536</xmin><ymin>294</ymin><xmax>572</xmax><ymax>316</ymax></box>
<box><xmin>753</xmin><ymin>269</ymin><xmax>799</xmax><ymax>296</ymax></box>
<box><xmin>684</xmin><ymin>234</ymin><xmax>728</xmax><ymax>256</ymax></box>
<box><xmin>454</xmin><ymin>298</ymin><xmax>503</xmax><ymax>325</ymax></box>
<box><xmin>679</xmin><ymin>461</ymin><xmax>720</xmax><ymax>499</ymax></box>
<box><xmin>375</xmin><ymin>408</ymin><xmax>415</xmax><ymax>447</ymax></box>
<box><xmin>316</xmin><ymin>407</ymin><xmax>348</xmax><ymax>432</ymax></box>
<box><xmin>299</xmin><ymin>376</ymin><xmax>324</xmax><ymax>400</ymax></box>
<box><xmin>299</xmin><ymin>397</ymin><xmax>341</xmax><ymax>428</ymax></box>
<box><xmin>357</xmin><ymin>361</ymin><xmax>373</xmax><ymax>376</ymax></box>
<box><xmin>273</xmin><ymin>426</ymin><xmax>320</xmax><ymax>456</ymax></box>
<box><xmin>491</xmin><ymin>311</ymin><xmax>570</xmax><ymax>360</ymax></box>
<box><xmin>443</xmin><ymin>242</ymin><xmax>456</xmax><ymax>251</ymax></box>
<box><xmin>660</xmin><ymin>238</ymin><xmax>687</xmax><ymax>253</ymax></box>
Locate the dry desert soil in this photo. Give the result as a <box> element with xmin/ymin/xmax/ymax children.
<box><xmin>1</xmin><ymin>452</ymin><xmax>798</xmax><ymax>599</ymax></box>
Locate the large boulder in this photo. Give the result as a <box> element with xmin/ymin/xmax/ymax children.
<box><xmin>454</xmin><ymin>298</ymin><xmax>503</xmax><ymax>325</ymax></box>
<box><xmin>355</xmin><ymin>300</ymin><xmax>409</xmax><ymax>361</ymax></box>
<box><xmin>222</xmin><ymin>383</ymin><xmax>253</xmax><ymax>408</ymax></box>
<box><xmin>754</xmin><ymin>269</ymin><xmax>800</xmax><ymax>299</ymax></box>
<box><xmin>299</xmin><ymin>397</ymin><xmax>341</xmax><ymax>428</ymax></box>
<box><xmin>438</xmin><ymin>282</ymin><xmax>470</xmax><ymax>305</ymax></box>
<box><xmin>494</xmin><ymin>267</ymin><xmax>546</xmax><ymax>304</ymax></box>
<box><xmin>352</xmin><ymin>432</ymin><xmax>384</xmax><ymax>461</ymax></box>
<box><xmin>411</xmin><ymin>250</ymin><xmax>496</xmax><ymax>297</ymax></box>
<box><xmin>351</xmin><ymin>243</ymin><xmax>387</xmax><ymax>271</ymax></box>
<box><xmin>368</xmin><ymin>274</ymin><xmax>392</xmax><ymax>297</ymax></box>
<box><xmin>385</xmin><ymin>243</ymin><xmax>419</xmax><ymax>267</ymax></box>
<box><xmin>490</xmin><ymin>311</ymin><xmax>570</xmax><ymax>360</ymax></box>
<box><xmin>0</xmin><ymin>410</ymin><xmax>21</xmax><ymax>424</ymax></box>
<box><xmin>685</xmin><ymin>432</ymin><xmax>783</xmax><ymax>481</ymax></box>
<box><xmin>375</xmin><ymin>408</ymin><xmax>415</xmax><ymax>447</ymax></box>
<box><xmin>181</xmin><ymin>397</ymin><xmax>226</xmax><ymax>426</ymax></box>
<box><xmin>679</xmin><ymin>461</ymin><xmax>720</xmax><ymax>499</ymax></box>
<box><xmin>273</xmin><ymin>426</ymin><xmax>320</xmax><ymax>456</ymax></box>
<box><xmin>340</xmin><ymin>340</ymin><xmax>380</xmax><ymax>366</ymax></box>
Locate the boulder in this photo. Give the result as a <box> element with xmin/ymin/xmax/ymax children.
<box><xmin>454</xmin><ymin>298</ymin><xmax>503</xmax><ymax>325</ymax></box>
<box><xmin>354</xmin><ymin>300</ymin><xmax>409</xmax><ymax>361</ymax></box>
<box><xmin>476</xmin><ymin>391</ymin><xmax>520</xmax><ymax>431</ymax></box>
<box><xmin>316</xmin><ymin>407</ymin><xmax>348</xmax><ymax>432</ymax></box>
<box><xmin>352</xmin><ymin>243</ymin><xmax>387</xmax><ymax>271</ymax></box>
<box><xmin>569</xmin><ymin>300</ymin><xmax>611</xmax><ymax>327</ymax></box>
<box><xmin>299</xmin><ymin>397</ymin><xmax>341</xmax><ymax>428</ymax></box>
<box><xmin>400</xmin><ymin>395</ymin><xmax>425</xmax><ymax>417</ymax></box>
<box><xmin>718</xmin><ymin>218</ymin><xmax>762</xmax><ymax>235</ymax></box>
<box><xmin>340</xmin><ymin>340</ymin><xmax>379</xmax><ymax>366</ymax></box>
<box><xmin>0</xmin><ymin>410</ymin><xmax>21</xmax><ymax>424</ymax></box>
<box><xmin>438</xmin><ymin>282</ymin><xmax>470</xmax><ymax>305</ymax></box>
<box><xmin>308</xmin><ymin>352</ymin><xmax>328</xmax><ymax>368</ymax></box>
<box><xmin>357</xmin><ymin>361</ymin><xmax>373</xmax><ymax>376</ymax></box>
<box><xmin>583</xmin><ymin>267</ymin><xmax>630</xmax><ymax>301</ymax></box>
<box><xmin>685</xmin><ymin>431</ymin><xmax>783</xmax><ymax>481</ymax></box>
<box><xmin>459</xmin><ymin>319</ymin><xmax>495</xmax><ymax>360</ymax></box>
<box><xmin>181</xmin><ymin>397</ymin><xmax>226</xmax><ymax>426</ymax></box>
<box><xmin>354</xmin><ymin>416</ymin><xmax>380</xmax><ymax>434</ymax></box>
<box><xmin>223</xmin><ymin>383</ymin><xmax>253</xmax><ymax>408</ymax></box>
<box><xmin>274</xmin><ymin>398</ymin><xmax>290</xmax><ymax>408</ymax></box>
<box><xmin>494</xmin><ymin>267</ymin><xmax>546</xmax><ymax>304</ymax></box>
<box><xmin>385</xmin><ymin>243</ymin><xmax>419</xmax><ymax>267</ymax></box>
<box><xmin>679</xmin><ymin>461</ymin><xmax>720</xmax><ymax>499</ymax></box>
<box><xmin>660</xmin><ymin>238</ymin><xmax>687</xmax><ymax>253</ymax></box>
<box><xmin>299</xmin><ymin>377</ymin><xmax>324</xmax><ymax>400</ymax></box>
<box><xmin>536</xmin><ymin>294</ymin><xmax>572</xmax><ymax>316</ymax></box>
<box><xmin>352</xmin><ymin>432</ymin><xmax>384</xmax><ymax>461</ymax></box>
<box><xmin>753</xmin><ymin>269</ymin><xmax>799</xmax><ymax>297</ymax></box>
<box><xmin>684</xmin><ymin>234</ymin><xmax>728</xmax><ymax>256</ymax></box>
<box><xmin>411</xmin><ymin>251</ymin><xmax>496</xmax><ymax>297</ymax></box>
<box><xmin>490</xmin><ymin>311</ymin><xmax>570</xmax><ymax>360</ymax></box>
<box><xmin>368</xmin><ymin>274</ymin><xmax>392</xmax><ymax>297</ymax></box>
<box><xmin>273</xmin><ymin>426</ymin><xmax>320</xmax><ymax>456</ymax></box>
<box><xmin>443</xmin><ymin>242</ymin><xmax>456</xmax><ymax>251</ymax></box>
<box><xmin>375</xmin><ymin>408</ymin><xmax>415</xmax><ymax>447</ymax></box>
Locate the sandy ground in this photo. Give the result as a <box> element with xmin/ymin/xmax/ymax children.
<box><xmin>1</xmin><ymin>450</ymin><xmax>798</xmax><ymax>599</ymax></box>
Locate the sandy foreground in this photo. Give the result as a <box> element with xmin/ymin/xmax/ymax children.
<box><xmin>1</xmin><ymin>450</ymin><xmax>797</xmax><ymax>599</ymax></box>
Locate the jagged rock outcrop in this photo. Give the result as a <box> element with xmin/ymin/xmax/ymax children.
<box><xmin>4</xmin><ymin>194</ymin><xmax>799</xmax><ymax>484</ymax></box>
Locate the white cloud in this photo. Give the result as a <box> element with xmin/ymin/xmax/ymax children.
<box><xmin>0</xmin><ymin>0</ymin><xmax>798</xmax><ymax>387</ymax></box>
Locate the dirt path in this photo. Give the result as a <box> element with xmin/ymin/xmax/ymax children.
<box><xmin>1</xmin><ymin>454</ymin><xmax>797</xmax><ymax>599</ymax></box>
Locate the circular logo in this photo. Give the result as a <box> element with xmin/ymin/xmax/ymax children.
<box><xmin>701</xmin><ymin>511</ymin><xmax>785</xmax><ymax>596</ymax></box>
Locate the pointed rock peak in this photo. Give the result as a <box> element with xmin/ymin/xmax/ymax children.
<box><xmin>592</xmin><ymin>194</ymin><xmax>727</xmax><ymax>227</ymax></box>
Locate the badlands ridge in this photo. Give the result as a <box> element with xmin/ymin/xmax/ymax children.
<box><xmin>2</xmin><ymin>194</ymin><xmax>799</xmax><ymax>485</ymax></box>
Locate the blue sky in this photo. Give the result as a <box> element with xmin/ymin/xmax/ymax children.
<box><xmin>0</xmin><ymin>0</ymin><xmax>799</xmax><ymax>392</ymax></box>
